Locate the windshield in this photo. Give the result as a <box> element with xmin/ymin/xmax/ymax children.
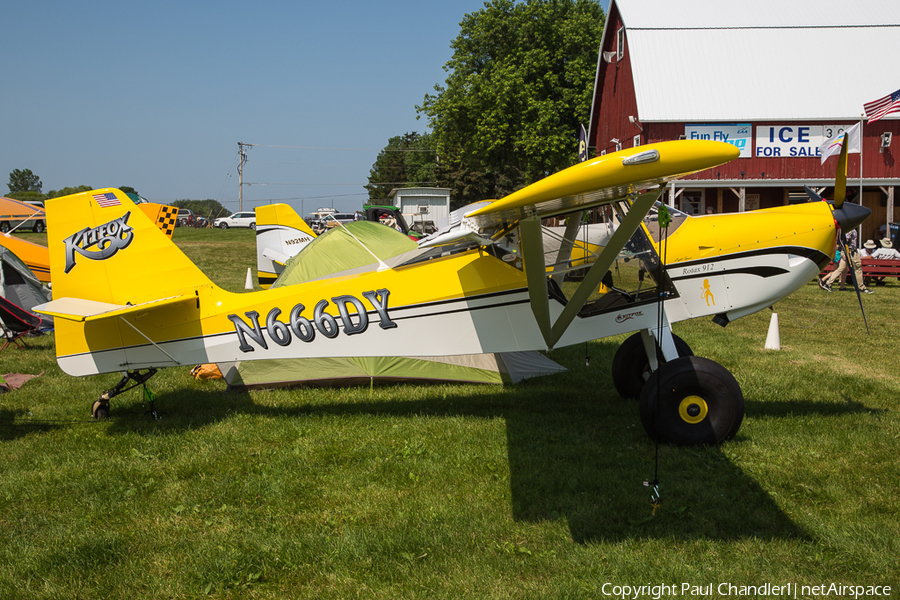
<box><xmin>643</xmin><ymin>201</ymin><xmax>689</xmax><ymax>243</ymax></box>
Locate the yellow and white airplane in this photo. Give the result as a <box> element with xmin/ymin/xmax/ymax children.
<box><xmin>34</xmin><ymin>139</ymin><xmax>869</xmax><ymax>445</ymax></box>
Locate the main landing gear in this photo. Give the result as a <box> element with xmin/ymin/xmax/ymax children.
<box><xmin>92</xmin><ymin>369</ymin><xmax>159</xmax><ymax>420</ymax></box>
<box><xmin>612</xmin><ymin>331</ymin><xmax>744</xmax><ymax>445</ymax></box>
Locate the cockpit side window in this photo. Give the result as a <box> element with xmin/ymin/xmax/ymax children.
<box><xmin>643</xmin><ymin>201</ymin><xmax>689</xmax><ymax>243</ymax></box>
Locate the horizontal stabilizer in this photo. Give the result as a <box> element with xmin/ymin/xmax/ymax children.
<box><xmin>262</xmin><ymin>247</ymin><xmax>290</xmax><ymax>266</ymax></box>
<box><xmin>34</xmin><ymin>294</ymin><xmax>195</xmax><ymax>323</ymax></box>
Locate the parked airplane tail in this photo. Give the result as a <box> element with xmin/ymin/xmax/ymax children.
<box><xmin>255</xmin><ymin>203</ymin><xmax>317</xmax><ymax>288</ymax></box>
<box><xmin>35</xmin><ymin>188</ymin><xmax>219</xmax><ymax>375</ymax></box>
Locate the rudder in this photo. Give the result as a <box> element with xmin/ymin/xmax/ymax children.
<box><xmin>255</xmin><ymin>203</ymin><xmax>317</xmax><ymax>289</ymax></box>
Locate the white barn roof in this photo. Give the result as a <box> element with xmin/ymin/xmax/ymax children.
<box><xmin>614</xmin><ymin>0</ymin><xmax>900</xmax><ymax>122</ymax></box>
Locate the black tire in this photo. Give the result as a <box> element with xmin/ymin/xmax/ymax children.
<box><xmin>0</xmin><ymin>222</ymin><xmax>10</xmax><ymax>233</ymax></box>
<box><xmin>250</xmin><ymin>222</ymin><xmax>256</xmax><ymax>230</ymax></box>
<box><xmin>219</xmin><ymin>222</ymin><xmax>229</xmax><ymax>229</ymax></box>
<box><xmin>612</xmin><ymin>332</ymin><xmax>693</xmax><ymax>399</ymax></box>
<box><xmin>33</xmin><ymin>221</ymin><xmax>45</xmax><ymax>233</ymax></box>
<box><xmin>639</xmin><ymin>356</ymin><xmax>744</xmax><ymax>446</ymax></box>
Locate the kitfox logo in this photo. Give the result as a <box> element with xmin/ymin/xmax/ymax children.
<box><xmin>615</xmin><ymin>310</ymin><xmax>644</xmax><ymax>324</ymax></box>
<box><xmin>64</xmin><ymin>212</ymin><xmax>134</xmax><ymax>273</ymax></box>
<box><xmin>229</xmin><ymin>289</ymin><xmax>396</xmax><ymax>352</ymax></box>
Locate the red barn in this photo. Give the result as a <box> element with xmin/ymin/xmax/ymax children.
<box><xmin>588</xmin><ymin>0</ymin><xmax>900</xmax><ymax>242</ymax></box>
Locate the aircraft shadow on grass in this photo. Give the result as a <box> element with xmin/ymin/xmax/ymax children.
<box><xmin>0</xmin><ymin>408</ymin><xmax>59</xmax><ymax>442</ymax></box>
<box><xmin>83</xmin><ymin>338</ymin><xmax>900</xmax><ymax>544</ymax></box>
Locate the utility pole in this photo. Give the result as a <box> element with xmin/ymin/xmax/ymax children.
<box><xmin>237</xmin><ymin>142</ymin><xmax>254</xmax><ymax>212</ymax></box>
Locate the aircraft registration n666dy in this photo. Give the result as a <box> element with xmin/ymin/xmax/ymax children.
<box><xmin>35</xmin><ymin>139</ymin><xmax>870</xmax><ymax>445</ymax></box>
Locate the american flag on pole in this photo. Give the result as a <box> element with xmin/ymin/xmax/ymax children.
<box><xmin>863</xmin><ymin>88</ymin><xmax>900</xmax><ymax>124</ymax></box>
<box><xmin>92</xmin><ymin>192</ymin><xmax>121</xmax><ymax>208</ymax></box>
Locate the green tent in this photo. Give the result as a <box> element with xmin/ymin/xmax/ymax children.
<box><xmin>219</xmin><ymin>352</ymin><xmax>566</xmax><ymax>390</ymax></box>
<box><xmin>273</xmin><ymin>221</ymin><xmax>418</xmax><ymax>287</ymax></box>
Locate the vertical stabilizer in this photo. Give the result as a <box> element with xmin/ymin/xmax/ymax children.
<box><xmin>47</xmin><ymin>188</ymin><xmax>213</xmax><ymax>305</ymax></box>
<box><xmin>255</xmin><ymin>204</ymin><xmax>317</xmax><ymax>288</ymax></box>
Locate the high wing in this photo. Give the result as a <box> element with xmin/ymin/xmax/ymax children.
<box><xmin>465</xmin><ymin>140</ymin><xmax>736</xmax><ymax>228</ymax></box>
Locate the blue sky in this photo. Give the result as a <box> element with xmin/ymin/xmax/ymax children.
<box><xmin>2</xmin><ymin>0</ymin><xmax>607</xmax><ymax>216</ymax></box>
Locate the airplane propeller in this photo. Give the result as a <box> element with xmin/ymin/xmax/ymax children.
<box><xmin>803</xmin><ymin>132</ymin><xmax>871</xmax><ymax>333</ymax></box>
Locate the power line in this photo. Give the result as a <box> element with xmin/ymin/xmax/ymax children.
<box><xmin>244</xmin><ymin>181</ymin><xmax>436</xmax><ymax>186</ymax></box>
<box><xmin>245</xmin><ymin>143</ymin><xmax>436</xmax><ymax>152</ymax></box>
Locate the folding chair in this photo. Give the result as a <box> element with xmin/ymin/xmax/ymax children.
<box><xmin>0</xmin><ymin>296</ymin><xmax>42</xmax><ymax>352</ymax></box>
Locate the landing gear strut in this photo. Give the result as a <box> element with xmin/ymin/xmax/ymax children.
<box><xmin>93</xmin><ymin>369</ymin><xmax>159</xmax><ymax>420</ymax></box>
<box><xmin>611</xmin><ymin>331</ymin><xmax>693</xmax><ymax>399</ymax></box>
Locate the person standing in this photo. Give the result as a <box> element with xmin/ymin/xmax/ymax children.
<box><xmin>819</xmin><ymin>228</ymin><xmax>873</xmax><ymax>293</ymax></box>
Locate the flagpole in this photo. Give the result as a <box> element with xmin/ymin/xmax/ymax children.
<box><xmin>859</xmin><ymin>116</ymin><xmax>864</xmax><ymax>241</ymax></box>
<box><xmin>859</xmin><ymin>116</ymin><xmax>864</xmax><ymax>201</ymax></box>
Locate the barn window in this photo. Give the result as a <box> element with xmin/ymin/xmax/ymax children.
<box><xmin>616</xmin><ymin>27</ymin><xmax>625</xmax><ymax>60</ymax></box>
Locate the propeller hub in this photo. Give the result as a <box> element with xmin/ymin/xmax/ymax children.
<box><xmin>833</xmin><ymin>202</ymin><xmax>872</xmax><ymax>231</ymax></box>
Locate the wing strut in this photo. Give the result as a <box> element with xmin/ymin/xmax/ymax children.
<box><xmin>550</xmin><ymin>212</ymin><xmax>584</xmax><ymax>286</ymax></box>
<box><xmin>520</xmin><ymin>189</ymin><xmax>662</xmax><ymax>350</ymax></box>
<box><xmin>118</xmin><ymin>317</ymin><xmax>183</xmax><ymax>366</ymax></box>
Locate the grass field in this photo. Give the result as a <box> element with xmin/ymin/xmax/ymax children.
<box><xmin>0</xmin><ymin>227</ymin><xmax>898</xmax><ymax>598</ymax></box>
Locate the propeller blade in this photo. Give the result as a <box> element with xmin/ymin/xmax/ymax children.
<box><xmin>803</xmin><ymin>185</ymin><xmax>823</xmax><ymax>203</ymax></box>
<box><xmin>833</xmin><ymin>134</ymin><xmax>849</xmax><ymax>208</ymax></box>
<box><xmin>836</xmin><ymin>234</ymin><xmax>869</xmax><ymax>334</ymax></box>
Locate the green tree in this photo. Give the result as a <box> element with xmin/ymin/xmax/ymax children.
<box><xmin>119</xmin><ymin>186</ymin><xmax>138</xmax><ymax>195</ymax></box>
<box><xmin>8</xmin><ymin>168</ymin><xmax>42</xmax><ymax>194</ymax></box>
<box><xmin>174</xmin><ymin>199</ymin><xmax>230</xmax><ymax>220</ymax></box>
<box><xmin>365</xmin><ymin>132</ymin><xmax>438</xmax><ymax>201</ymax></box>
<box><xmin>6</xmin><ymin>190</ymin><xmax>47</xmax><ymax>203</ymax></box>
<box><xmin>418</xmin><ymin>0</ymin><xmax>604</xmax><ymax>206</ymax></box>
<box><xmin>47</xmin><ymin>185</ymin><xmax>93</xmax><ymax>198</ymax></box>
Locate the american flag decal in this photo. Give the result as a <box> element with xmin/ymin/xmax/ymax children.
<box><xmin>93</xmin><ymin>192</ymin><xmax>121</xmax><ymax>208</ymax></box>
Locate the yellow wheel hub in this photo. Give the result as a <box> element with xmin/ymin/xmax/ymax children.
<box><xmin>678</xmin><ymin>395</ymin><xmax>708</xmax><ymax>424</ymax></box>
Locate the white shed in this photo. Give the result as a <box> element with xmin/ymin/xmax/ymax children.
<box><xmin>388</xmin><ymin>187</ymin><xmax>451</xmax><ymax>229</ymax></box>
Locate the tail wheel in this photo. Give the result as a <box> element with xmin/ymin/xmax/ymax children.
<box><xmin>639</xmin><ymin>356</ymin><xmax>744</xmax><ymax>445</ymax></box>
<box><xmin>91</xmin><ymin>400</ymin><xmax>110</xmax><ymax>420</ymax></box>
<box><xmin>612</xmin><ymin>332</ymin><xmax>693</xmax><ymax>399</ymax></box>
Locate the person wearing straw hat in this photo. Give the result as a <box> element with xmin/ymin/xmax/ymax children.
<box><xmin>867</xmin><ymin>238</ymin><xmax>900</xmax><ymax>286</ymax></box>
<box><xmin>860</xmin><ymin>239</ymin><xmax>878</xmax><ymax>257</ymax></box>
<box><xmin>871</xmin><ymin>238</ymin><xmax>900</xmax><ymax>260</ymax></box>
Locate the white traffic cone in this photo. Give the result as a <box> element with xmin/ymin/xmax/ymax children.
<box><xmin>764</xmin><ymin>312</ymin><xmax>781</xmax><ymax>351</ymax></box>
<box><xmin>245</xmin><ymin>267</ymin><xmax>254</xmax><ymax>291</ymax></box>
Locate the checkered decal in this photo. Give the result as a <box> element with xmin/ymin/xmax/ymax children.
<box><xmin>157</xmin><ymin>205</ymin><xmax>178</xmax><ymax>239</ymax></box>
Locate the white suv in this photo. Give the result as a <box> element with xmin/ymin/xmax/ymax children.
<box><xmin>214</xmin><ymin>211</ymin><xmax>256</xmax><ymax>229</ymax></box>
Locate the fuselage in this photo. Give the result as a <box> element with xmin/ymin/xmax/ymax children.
<box><xmin>51</xmin><ymin>200</ymin><xmax>836</xmax><ymax>377</ymax></box>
